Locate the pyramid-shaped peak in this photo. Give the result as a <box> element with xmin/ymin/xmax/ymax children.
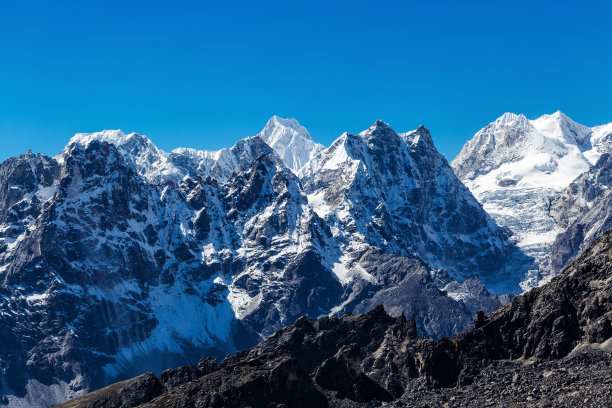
<box><xmin>548</xmin><ymin>110</ymin><xmax>576</xmax><ymax>120</ymax></box>
<box><xmin>415</xmin><ymin>124</ymin><xmax>430</xmax><ymax>134</ymax></box>
<box><xmin>535</xmin><ymin>110</ymin><xmax>585</xmax><ymax>128</ymax></box>
<box><xmin>269</xmin><ymin>115</ymin><xmax>306</xmax><ymax>129</ymax></box>
<box><xmin>532</xmin><ymin>111</ymin><xmax>591</xmax><ymax>145</ymax></box>
<box><xmin>257</xmin><ymin>116</ymin><xmax>322</xmax><ymax>174</ymax></box>
<box><xmin>260</xmin><ymin>116</ymin><xmax>312</xmax><ymax>141</ymax></box>
<box><xmin>371</xmin><ymin>119</ymin><xmax>394</xmax><ymax>130</ymax></box>
<box><xmin>402</xmin><ymin>125</ymin><xmax>435</xmax><ymax>148</ymax></box>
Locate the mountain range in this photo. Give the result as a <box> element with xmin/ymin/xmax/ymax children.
<box><xmin>1</xmin><ymin>111</ymin><xmax>611</xmax><ymax>407</ymax></box>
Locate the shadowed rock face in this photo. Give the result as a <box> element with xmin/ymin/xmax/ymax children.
<box><xmin>57</xmin><ymin>230</ymin><xmax>612</xmax><ymax>407</ymax></box>
<box><xmin>551</xmin><ymin>153</ymin><xmax>612</xmax><ymax>272</ymax></box>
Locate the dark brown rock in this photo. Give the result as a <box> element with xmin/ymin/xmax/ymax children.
<box><xmin>142</xmin><ymin>353</ymin><xmax>327</xmax><ymax>408</ymax></box>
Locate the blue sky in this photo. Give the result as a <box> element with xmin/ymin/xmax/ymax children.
<box><xmin>1</xmin><ymin>0</ymin><xmax>611</xmax><ymax>161</ymax></box>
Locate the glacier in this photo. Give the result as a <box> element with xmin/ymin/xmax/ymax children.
<box><xmin>452</xmin><ymin>111</ymin><xmax>612</xmax><ymax>289</ymax></box>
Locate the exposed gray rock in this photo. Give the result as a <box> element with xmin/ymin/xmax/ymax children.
<box><xmin>551</xmin><ymin>153</ymin><xmax>612</xmax><ymax>271</ymax></box>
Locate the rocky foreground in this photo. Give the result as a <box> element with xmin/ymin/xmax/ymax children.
<box><xmin>55</xmin><ymin>230</ymin><xmax>612</xmax><ymax>407</ymax></box>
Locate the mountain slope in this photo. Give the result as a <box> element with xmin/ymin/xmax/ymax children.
<box><xmin>0</xmin><ymin>142</ymin><xmax>238</xmax><ymax>407</ymax></box>
<box><xmin>58</xmin><ymin>228</ymin><xmax>612</xmax><ymax>407</ymax></box>
<box><xmin>452</xmin><ymin>111</ymin><xmax>612</xmax><ymax>289</ymax></box>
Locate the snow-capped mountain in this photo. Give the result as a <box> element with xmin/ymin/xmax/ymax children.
<box><xmin>0</xmin><ymin>118</ymin><xmax>519</xmax><ymax>407</ymax></box>
<box><xmin>257</xmin><ymin>116</ymin><xmax>324</xmax><ymax>175</ymax></box>
<box><xmin>452</xmin><ymin>111</ymin><xmax>612</xmax><ymax>288</ymax></box>
<box><xmin>302</xmin><ymin>120</ymin><xmax>526</xmax><ymax>290</ymax></box>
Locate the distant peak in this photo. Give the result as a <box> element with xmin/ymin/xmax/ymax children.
<box><xmin>538</xmin><ymin>110</ymin><xmax>574</xmax><ymax>123</ymax></box>
<box><xmin>261</xmin><ymin>116</ymin><xmax>311</xmax><ymax>139</ymax></box>
<box><xmin>257</xmin><ymin>116</ymin><xmax>321</xmax><ymax>174</ymax></box>
<box><xmin>532</xmin><ymin>110</ymin><xmax>591</xmax><ymax>145</ymax></box>
<box><xmin>269</xmin><ymin>115</ymin><xmax>299</xmax><ymax>127</ymax></box>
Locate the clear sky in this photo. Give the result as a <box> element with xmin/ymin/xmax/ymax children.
<box><xmin>1</xmin><ymin>0</ymin><xmax>611</xmax><ymax>162</ymax></box>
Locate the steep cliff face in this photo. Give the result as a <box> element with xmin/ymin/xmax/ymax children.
<box><xmin>550</xmin><ymin>152</ymin><xmax>612</xmax><ymax>272</ymax></box>
<box><xmin>57</xmin><ymin>229</ymin><xmax>612</xmax><ymax>408</ymax></box>
<box><xmin>0</xmin><ymin>118</ymin><xmax>518</xmax><ymax>406</ymax></box>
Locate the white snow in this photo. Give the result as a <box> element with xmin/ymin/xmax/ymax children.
<box><xmin>452</xmin><ymin>111</ymin><xmax>612</xmax><ymax>287</ymax></box>
<box><xmin>257</xmin><ymin>116</ymin><xmax>324</xmax><ymax>174</ymax></box>
<box><xmin>332</xmin><ymin>255</ymin><xmax>376</xmax><ymax>285</ymax></box>
<box><xmin>25</xmin><ymin>292</ymin><xmax>48</xmax><ymax>303</ymax></box>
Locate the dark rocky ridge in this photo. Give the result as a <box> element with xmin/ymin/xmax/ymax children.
<box><xmin>57</xmin><ymin>229</ymin><xmax>612</xmax><ymax>407</ymax></box>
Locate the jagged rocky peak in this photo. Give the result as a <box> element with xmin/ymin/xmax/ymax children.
<box><xmin>67</xmin><ymin>130</ymin><xmax>166</xmax><ymax>170</ymax></box>
<box><xmin>169</xmin><ymin>135</ymin><xmax>279</xmax><ymax>184</ymax></box>
<box><xmin>67</xmin><ymin>129</ymin><xmax>182</xmax><ymax>183</ymax></box>
<box><xmin>302</xmin><ymin>118</ymin><xmax>524</xmax><ymax>289</ymax></box>
<box><xmin>257</xmin><ymin>115</ymin><xmax>323</xmax><ymax>174</ymax></box>
<box><xmin>496</xmin><ymin>111</ymin><xmax>526</xmax><ymax>124</ymax></box>
<box><xmin>70</xmin><ymin>129</ymin><xmax>143</xmax><ymax>147</ymax></box>
<box><xmin>451</xmin><ymin>112</ymin><xmax>535</xmax><ymax>181</ymax></box>
<box><xmin>402</xmin><ymin>124</ymin><xmax>435</xmax><ymax>147</ymax></box>
<box><xmin>357</xmin><ymin>119</ymin><xmax>437</xmax><ymax>153</ymax></box>
<box><xmin>359</xmin><ymin>118</ymin><xmax>395</xmax><ymax>135</ymax></box>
